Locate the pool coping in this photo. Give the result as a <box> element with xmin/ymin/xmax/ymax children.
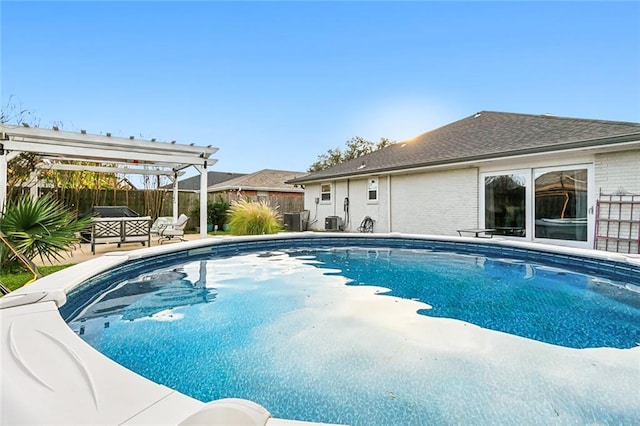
<box><xmin>2</xmin><ymin>232</ymin><xmax>639</xmax><ymax>425</ymax></box>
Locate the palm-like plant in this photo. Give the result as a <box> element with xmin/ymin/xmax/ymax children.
<box><xmin>0</xmin><ymin>194</ymin><xmax>92</xmax><ymax>267</ymax></box>
<box><xmin>227</xmin><ymin>199</ymin><xmax>282</xmax><ymax>235</ymax></box>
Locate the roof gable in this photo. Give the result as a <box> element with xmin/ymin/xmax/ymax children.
<box><xmin>290</xmin><ymin>111</ymin><xmax>640</xmax><ymax>183</ymax></box>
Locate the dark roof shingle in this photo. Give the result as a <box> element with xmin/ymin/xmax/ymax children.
<box><xmin>289</xmin><ymin>111</ymin><xmax>640</xmax><ymax>183</ymax></box>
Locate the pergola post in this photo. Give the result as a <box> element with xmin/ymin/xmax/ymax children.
<box><xmin>172</xmin><ymin>172</ymin><xmax>179</xmax><ymax>220</ymax></box>
<box><xmin>195</xmin><ymin>164</ymin><xmax>208</xmax><ymax>239</ymax></box>
<box><xmin>29</xmin><ymin>171</ymin><xmax>39</xmax><ymax>199</ymax></box>
<box><xmin>0</xmin><ymin>147</ymin><xmax>7</xmax><ymax>212</ymax></box>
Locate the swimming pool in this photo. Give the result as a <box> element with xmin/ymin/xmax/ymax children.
<box><xmin>61</xmin><ymin>236</ymin><xmax>640</xmax><ymax>425</ymax></box>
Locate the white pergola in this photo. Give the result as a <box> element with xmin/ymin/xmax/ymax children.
<box><xmin>0</xmin><ymin>124</ymin><xmax>218</xmax><ymax>239</ymax></box>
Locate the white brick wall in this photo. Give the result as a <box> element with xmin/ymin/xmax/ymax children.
<box><xmin>304</xmin><ymin>170</ymin><xmax>478</xmax><ymax>235</ymax></box>
<box><xmin>339</xmin><ymin>177</ymin><xmax>390</xmax><ymax>232</ymax></box>
<box><xmin>594</xmin><ymin>150</ymin><xmax>640</xmax><ymax>195</ymax></box>
<box><xmin>390</xmin><ymin>169</ymin><xmax>478</xmax><ymax>235</ymax></box>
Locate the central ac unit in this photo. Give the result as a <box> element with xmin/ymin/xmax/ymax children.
<box><xmin>325</xmin><ymin>216</ymin><xmax>342</xmax><ymax>231</ymax></box>
<box><xmin>284</xmin><ymin>212</ymin><xmax>303</xmax><ymax>232</ymax></box>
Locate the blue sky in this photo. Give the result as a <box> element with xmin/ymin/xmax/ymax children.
<box><xmin>2</xmin><ymin>1</ymin><xmax>639</xmax><ymax>177</ymax></box>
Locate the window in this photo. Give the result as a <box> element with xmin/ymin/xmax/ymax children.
<box><xmin>321</xmin><ymin>184</ymin><xmax>331</xmax><ymax>202</ymax></box>
<box><xmin>484</xmin><ymin>173</ymin><xmax>527</xmax><ymax>237</ymax></box>
<box><xmin>367</xmin><ymin>178</ymin><xmax>378</xmax><ymax>201</ymax></box>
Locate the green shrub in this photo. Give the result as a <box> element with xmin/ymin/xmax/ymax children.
<box><xmin>209</xmin><ymin>195</ymin><xmax>230</xmax><ymax>229</ymax></box>
<box><xmin>0</xmin><ymin>194</ymin><xmax>92</xmax><ymax>268</ymax></box>
<box><xmin>189</xmin><ymin>195</ymin><xmax>231</xmax><ymax>231</ymax></box>
<box><xmin>227</xmin><ymin>199</ymin><xmax>282</xmax><ymax>235</ymax></box>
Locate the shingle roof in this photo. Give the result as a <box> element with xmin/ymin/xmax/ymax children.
<box><xmin>288</xmin><ymin>111</ymin><xmax>640</xmax><ymax>183</ymax></box>
<box><xmin>208</xmin><ymin>169</ymin><xmax>307</xmax><ymax>192</ymax></box>
<box><xmin>169</xmin><ymin>171</ymin><xmax>246</xmax><ymax>191</ymax></box>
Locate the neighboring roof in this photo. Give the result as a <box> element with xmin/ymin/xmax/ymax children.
<box><xmin>288</xmin><ymin>111</ymin><xmax>640</xmax><ymax>184</ymax></box>
<box><xmin>167</xmin><ymin>171</ymin><xmax>246</xmax><ymax>191</ymax></box>
<box><xmin>208</xmin><ymin>169</ymin><xmax>307</xmax><ymax>193</ymax></box>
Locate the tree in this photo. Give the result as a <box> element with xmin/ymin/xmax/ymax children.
<box><xmin>0</xmin><ymin>95</ymin><xmax>39</xmax><ymax>127</ymax></box>
<box><xmin>308</xmin><ymin>136</ymin><xmax>395</xmax><ymax>172</ymax></box>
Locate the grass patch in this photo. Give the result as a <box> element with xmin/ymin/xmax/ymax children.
<box><xmin>0</xmin><ymin>264</ymin><xmax>74</xmax><ymax>292</ymax></box>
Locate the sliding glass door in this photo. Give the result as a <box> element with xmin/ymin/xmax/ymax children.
<box><xmin>481</xmin><ymin>165</ymin><xmax>593</xmax><ymax>247</ymax></box>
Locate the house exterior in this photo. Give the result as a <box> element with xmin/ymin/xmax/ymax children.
<box><xmin>287</xmin><ymin>111</ymin><xmax>640</xmax><ymax>250</ymax></box>
<box><xmin>168</xmin><ymin>171</ymin><xmax>247</xmax><ymax>191</ymax></box>
<box><xmin>207</xmin><ymin>169</ymin><xmax>307</xmax><ymax>199</ymax></box>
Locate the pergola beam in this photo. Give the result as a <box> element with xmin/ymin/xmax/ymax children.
<box><xmin>35</xmin><ymin>163</ymin><xmax>187</xmax><ymax>177</ymax></box>
<box><xmin>2</xmin><ymin>140</ymin><xmax>208</xmax><ymax>167</ymax></box>
<box><xmin>2</xmin><ymin>126</ymin><xmax>217</xmax><ymax>157</ymax></box>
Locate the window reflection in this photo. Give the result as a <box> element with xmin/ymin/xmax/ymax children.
<box><xmin>485</xmin><ymin>174</ymin><xmax>526</xmax><ymax>237</ymax></box>
<box><xmin>535</xmin><ymin>169</ymin><xmax>587</xmax><ymax>241</ymax></box>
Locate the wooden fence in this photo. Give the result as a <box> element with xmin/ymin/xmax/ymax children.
<box><xmin>35</xmin><ymin>188</ymin><xmax>304</xmax><ymax>230</ymax></box>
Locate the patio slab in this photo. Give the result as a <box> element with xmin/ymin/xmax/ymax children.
<box><xmin>33</xmin><ymin>233</ymin><xmax>214</xmax><ymax>267</ymax></box>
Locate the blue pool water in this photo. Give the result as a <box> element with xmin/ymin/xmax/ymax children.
<box><xmin>64</xmin><ymin>244</ymin><xmax>640</xmax><ymax>425</ymax></box>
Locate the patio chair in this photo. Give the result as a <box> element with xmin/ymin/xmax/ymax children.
<box><xmin>158</xmin><ymin>214</ymin><xmax>189</xmax><ymax>244</ymax></box>
<box><xmin>150</xmin><ymin>216</ymin><xmax>174</xmax><ymax>237</ymax></box>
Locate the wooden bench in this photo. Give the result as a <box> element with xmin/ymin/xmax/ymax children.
<box><xmin>91</xmin><ymin>216</ymin><xmax>152</xmax><ymax>254</ymax></box>
<box><xmin>456</xmin><ymin>228</ymin><xmax>496</xmax><ymax>238</ymax></box>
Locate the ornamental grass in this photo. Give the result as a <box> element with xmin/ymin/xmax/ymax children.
<box><xmin>227</xmin><ymin>199</ymin><xmax>282</xmax><ymax>235</ymax></box>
